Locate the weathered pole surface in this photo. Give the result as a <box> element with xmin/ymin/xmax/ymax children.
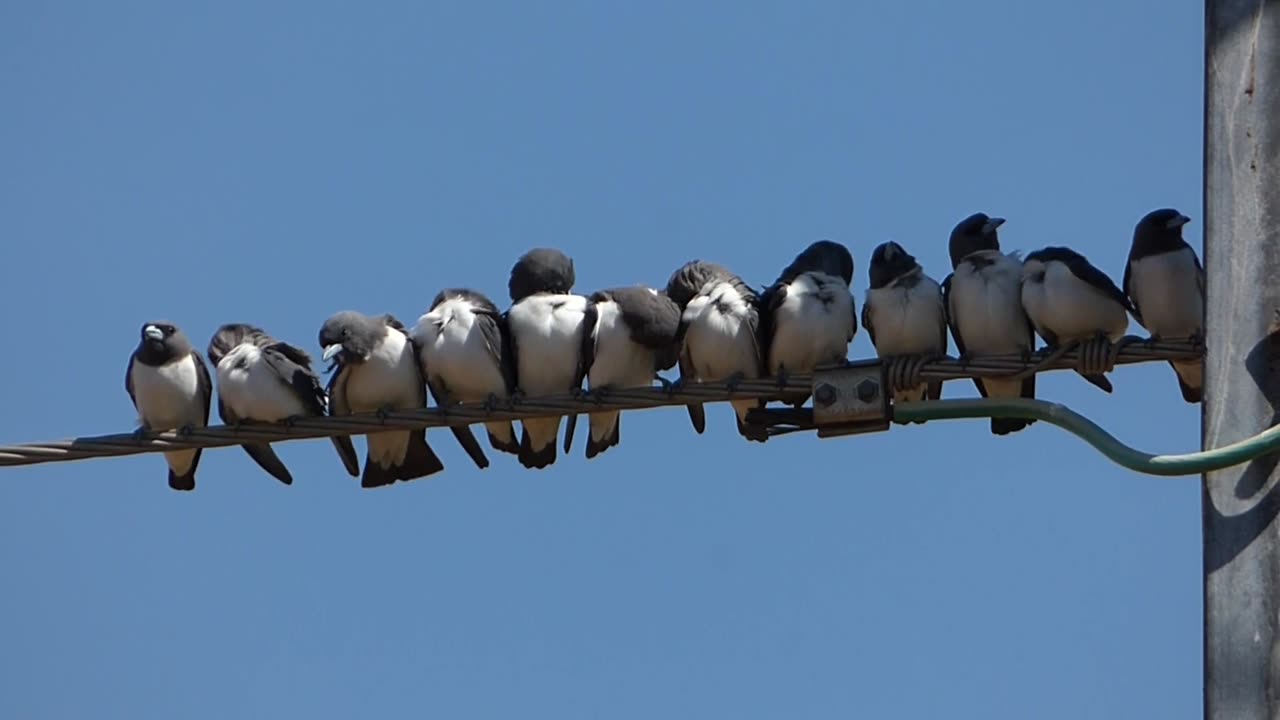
<box><xmin>1204</xmin><ymin>0</ymin><xmax>1280</xmax><ymax>717</ymax></box>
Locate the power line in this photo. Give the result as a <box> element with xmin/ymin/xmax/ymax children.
<box><xmin>0</xmin><ymin>338</ymin><xmax>1201</xmax><ymax>469</ymax></box>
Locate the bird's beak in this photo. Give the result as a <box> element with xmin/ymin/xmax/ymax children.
<box><xmin>1168</xmin><ymin>214</ymin><xmax>1192</xmax><ymax>229</ymax></box>
<box><xmin>322</xmin><ymin>344</ymin><xmax>343</xmax><ymax>362</ymax></box>
<box><xmin>982</xmin><ymin>218</ymin><xmax>1006</xmax><ymax>234</ymax></box>
<box><xmin>144</xmin><ymin>326</ymin><xmax>164</xmax><ymax>342</ymax></box>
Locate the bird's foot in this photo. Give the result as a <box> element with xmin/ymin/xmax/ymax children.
<box><xmin>590</xmin><ymin>387</ymin><xmax>610</xmax><ymax>405</ymax></box>
<box><xmin>375</xmin><ymin>407</ymin><xmax>392</xmax><ymax>422</ymax></box>
<box><xmin>283</xmin><ymin>415</ymin><xmax>304</xmax><ymax>429</ymax></box>
<box><xmin>483</xmin><ymin>393</ymin><xmax>501</xmax><ymax>413</ymax></box>
<box><xmin>725</xmin><ymin>371</ymin><xmax>746</xmax><ymax>394</ymax></box>
<box><xmin>655</xmin><ymin>374</ymin><xmax>677</xmax><ymax>395</ymax></box>
<box><xmin>774</xmin><ymin>367</ymin><xmax>791</xmax><ymax>391</ymax></box>
<box><xmin>570</xmin><ymin>386</ymin><xmax>587</xmax><ymax>400</ymax></box>
<box><xmin>178</xmin><ymin>423</ymin><xmax>196</xmax><ymax>437</ymax></box>
<box><xmin>132</xmin><ymin>426</ymin><xmax>150</xmax><ymax>441</ymax></box>
<box><xmin>510</xmin><ymin>388</ymin><xmax>526</xmax><ymax>405</ymax></box>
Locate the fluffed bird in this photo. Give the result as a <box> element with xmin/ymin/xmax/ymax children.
<box><xmin>1124</xmin><ymin>208</ymin><xmax>1203</xmax><ymax>403</ymax></box>
<box><xmin>941</xmin><ymin>213</ymin><xmax>1037</xmax><ymax>436</ymax></box>
<box><xmin>862</xmin><ymin>241</ymin><xmax>947</xmax><ymax>422</ymax></box>
<box><xmin>665</xmin><ymin>260</ymin><xmax>767</xmax><ymax>442</ymax></box>
<box><xmin>758</xmin><ymin>240</ymin><xmax>857</xmax><ymax>407</ymax></box>
<box><xmin>504</xmin><ymin>248</ymin><xmax>590</xmax><ymax>469</ymax></box>
<box><xmin>125</xmin><ymin>321</ymin><xmax>212</xmax><ymax>491</ymax></box>
<box><xmin>319</xmin><ymin>311</ymin><xmax>458</xmax><ymax>488</ymax></box>
<box><xmin>411</xmin><ymin>289</ymin><xmax>520</xmax><ymax>455</ymax></box>
<box><xmin>207</xmin><ymin>324</ymin><xmax>359</xmax><ymax>485</ymax></box>
<box><xmin>1021</xmin><ymin>246</ymin><xmax>1135</xmax><ymax>392</ymax></box>
<box><xmin>579</xmin><ymin>286</ymin><xmax>681</xmax><ymax>459</ymax></box>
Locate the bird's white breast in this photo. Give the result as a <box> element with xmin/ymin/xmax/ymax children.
<box><xmin>216</xmin><ymin>344</ymin><xmax>308</xmax><ymax>421</ymax></box>
<box><xmin>588</xmin><ymin>300</ymin><xmax>658</xmax><ymax>389</ymax></box>
<box><xmin>1022</xmin><ymin>260</ymin><xmax>1129</xmax><ymax>342</ymax></box>
<box><xmin>949</xmin><ymin>252</ymin><xmax>1032</xmax><ymax>353</ymax></box>
<box><xmin>341</xmin><ymin>327</ymin><xmax>422</xmax><ymax>412</ymax></box>
<box><xmin>865</xmin><ymin>274</ymin><xmax>946</xmax><ymax>356</ymax></box>
<box><xmin>507</xmin><ymin>293</ymin><xmax>588</xmax><ymax>393</ymax></box>
<box><xmin>682</xmin><ymin>281</ymin><xmax>759</xmax><ymax>380</ymax></box>
<box><xmin>1129</xmin><ymin>248</ymin><xmax>1204</xmax><ymax>338</ymax></box>
<box><xmin>413</xmin><ymin>299</ymin><xmax>508</xmax><ymax>401</ymax></box>
<box><xmin>769</xmin><ymin>272</ymin><xmax>854</xmax><ymax>373</ymax></box>
<box><xmin>131</xmin><ymin>355</ymin><xmax>204</xmax><ymax>429</ymax></box>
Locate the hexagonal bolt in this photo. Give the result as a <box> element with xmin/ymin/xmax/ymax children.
<box><xmin>814</xmin><ymin>382</ymin><xmax>838</xmax><ymax>407</ymax></box>
<box><xmin>855</xmin><ymin>378</ymin><xmax>879</xmax><ymax>403</ymax></box>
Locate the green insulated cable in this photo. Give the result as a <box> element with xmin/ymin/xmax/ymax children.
<box><xmin>893</xmin><ymin>398</ymin><xmax>1279</xmax><ymax>477</ymax></box>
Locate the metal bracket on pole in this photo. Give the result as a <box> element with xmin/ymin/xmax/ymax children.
<box><xmin>811</xmin><ymin>360</ymin><xmax>891</xmax><ymax>438</ymax></box>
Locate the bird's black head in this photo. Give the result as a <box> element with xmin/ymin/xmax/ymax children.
<box><xmin>135</xmin><ymin>321</ymin><xmax>191</xmax><ymax>365</ymax></box>
<box><xmin>509</xmin><ymin>248</ymin><xmax>576</xmax><ymax>302</ymax></box>
<box><xmin>319</xmin><ymin>311</ymin><xmax>384</xmax><ymax>366</ymax></box>
<box><xmin>948</xmin><ymin>212</ymin><xmax>1005</xmax><ymax>269</ymax></box>
<box><xmin>1132</xmin><ymin>208</ymin><xmax>1192</xmax><ymax>258</ymax></box>
<box><xmin>867</xmin><ymin>241</ymin><xmax>921</xmax><ymax>290</ymax></box>
<box><xmin>780</xmin><ymin>240</ymin><xmax>854</xmax><ymax>285</ymax></box>
<box><xmin>665</xmin><ymin>260</ymin><xmax>731</xmax><ymax>308</ymax></box>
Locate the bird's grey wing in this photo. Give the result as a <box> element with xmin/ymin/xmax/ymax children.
<box><xmin>125</xmin><ymin>353</ymin><xmax>139</xmax><ymax>411</ymax></box>
<box><xmin>473</xmin><ymin>307</ymin><xmax>514</xmax><ymax>390</ymax></box>
<box><xmin>324</xmin><ymin>362</ymin><xmax>362</xmax><ymax>477</ymax></box>
<box><xmin>847</xmin><ymin>292</ymin><xmax>858</xmax><ymax>341</ymax></box>
<box><xmin>262</xmin><ymin>342</ymin><xmax>328</xmax><ymax>417</ymax></box>
<box><xmin>757</xmin><ymin>281</ymin><xmax>787</xmax><ymax>371</ymax></box>
<box><xmin>193</xmin><ymin>351</ymin><xmax>213</xmax><ymax>425</ymax></box>
<box><xmin>1122</xmin><ymin>258</ymin><xmax>1144</xmax><ymax>325</ymax></box>
<box><xmin>612</xmin><ymin>287</ymin><xmax>681</xmax><ymax>353</ymax></box>
<box><xmin>381</xmin><ymin>313</ymin><xmax>408</xmax><ymax>333</ymax></box>
<box><xmin>501</xmin><ymin>310</ymin><xmax>520</xmax><ymax>394</ymax></box>
<box><xmin>1064</xmin><ymin>255</ymin><xmax>1136</xmax><ymax>313</ymax></box>
<box><xmin>673</xmin><ymin>315</ymin><xmax>705</xmax><ymax>434</ymax></box>
<box><xmin>861</xmin><ymin>300</ymin><xmax>876</xmax><ymax>347</ymax></box>
<box><xmin>565</xmin><ymin>300</ymin><xmax>599</xmax><ymax>455</ymax></box>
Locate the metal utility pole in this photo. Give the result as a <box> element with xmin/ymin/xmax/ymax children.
<box><xmin>1204</xmin><ymin>0</ymin><xmax>1280</xmax><ymax>717</ymax></box>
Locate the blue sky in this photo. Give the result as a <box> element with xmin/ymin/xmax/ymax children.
<box><xmin>0</xmin><ymin>1</ymin><xmax>1202</xmax><ymax>717</ymax></box>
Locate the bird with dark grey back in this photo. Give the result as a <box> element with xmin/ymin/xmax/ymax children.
<box><xmin>579</xmin><ymin>285</ymin><xmax>682</xmax><ymax>459</ymax></box>
<box><xmin>320</xmin><ymin>311</ymin><xmax>464</xmax><ymax>488</ymax></box>
<box><xmin>942</xmin><ymin>213</ymin><xmax>1037</xmax><ymax>436</ymax></box>
<box><xmin>758</xmin><ymin>240</ymin><xmax>857</xmax><ymax>408</ymax></box>
<box><xmin>1021</xmin><ymin>246</ymin><xmax>1134</xmax><ymax>393</ymax></box>
<box><xmin>504</xmin><ymin>248</ymin><xmax>590</xmax><ymax>469</ymax></box>
<box><xmin>1124</xmin><ymin>208</ymin><xmax>1204</xmax><ymax>403</ymax></box>
<box><xmin>411</xmin><ymin>289</ymin><xmax>520</xmax><ymax>456</ymax></box>
<box><xmin>666</xmin><ymin>260</ymin><xmax>768</xmax><ymax>442</ymax></box>
<box><xmin>207</xmin><ymin>323</ymin><xmax>359</xmax><ymax>485</ymax></box>
<box><xmin>126</xmin><ymin>321</ymin><xmax>213</xmax><ymax>491</ymax></box>
<box><xmin>862</xmin><ymin>241</ymin><xmax>947</xmax><ymax>422</ymax></box>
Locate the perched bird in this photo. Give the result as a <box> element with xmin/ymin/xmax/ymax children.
<box><xmin>942</xmin><ymin>213</ymin><xmax>1037</xmax><ymax>435</ymax></box>
<box><xmin>1124</xmin><ymin>208</ymin><xmax>1203</xmax><ymax>403</ymax></box>
<box><xmin>666</xmin><ymin>260</ymin><xmax>768</xmax><ymax>442</ymax></box>
<box><xmin>579</xmin><ymin>286</ymin><xmax>681</xmax><ymax>459</ymax></box>
<box><xmin>504</xmin><ymin>248</ymin><xmax>590</xmax><ymax>469</ymax></box>
<box><xmin>207</xmin><ymin>323</ymin><xmax>359</xmax><ymax>485</ymax></box>
<box><xmin>1021</xmin><ymin>246</ymin><xmax>1135</xmax><ymax>392</ymax></box>
<box><xmin>319</xmin><ymin>311</ymin><xmax>461</xmax><ymax>489</ymax></box>
<box><xmin>758</xmin><ymin>240</ymin><xmax>857</xmax><ymax>407</ymax></box>
<box><xmin>412</xmin><ymin>289</ymin><xmax>520</xmax><ymax>456</ymax></box>
<box><xmin>862</xmin><ymin>241</ymin><xmax>947</xmax><ymax>422</ymax></box>
<box><xmin>125</xmin><ymin>322</ymin><xmax>212</xmax><ymax>491</ymax></box>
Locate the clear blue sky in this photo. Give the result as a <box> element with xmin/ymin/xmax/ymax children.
<box><xmin>0</xmin><ymin>2</ymin><xmax>1203</xmax><ymax>717</ymax></box>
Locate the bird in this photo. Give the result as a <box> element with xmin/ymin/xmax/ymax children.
<box><xmin>758</xmin><ymin>240</ymin><xmax>857</xmax><ymax>407</ymax></box>
<box><xmin>862</xmin><ymin>241</ymin><xmax>947</xmax><ymax>422</ymax></box>
<box><xmin>1021</xmin><ymin>246</ymin><xmax>1135</xmax><ymax>393</ymax></box>
<box><xmin>941</xmin><ymin>213</ymin><xmax>1037</xmax><ymax>436</ymax></box>
<box><xmin>207</xmin><ymin>323</ymin><xmax>359</xmax><ymax>485</ymax></box>
<box><xmin>1124</xmin><ymin>208</ymin><xmax>1203</xmax><ymax>403</ymax></box>
<box><xmin>504</xmin><ymin>248</ymin><xmax>590</xmax><ymax>469</ymax></box>
<box><xmin>579</xmin><ymin>286</ymin><xmax>681</xmax><ymax>459</ymax></box>
<box><xmin>411</xmin><ymin>289</ymin><xmax>520</xmax><ymax>456</ymax></box>
<box><xmin>665</xmin><ymin>260</ymin><xmax>768</xmax><ymax>442</ymax></box>
<box><xmin>319</xmin><ymin>311</ymin><xmax>461</xmax><ymax>489</ymax></box>
<box><xmin>125</xmin><ymin>321</ymin><xmax>212</xmax><ymax>491</ymax></box>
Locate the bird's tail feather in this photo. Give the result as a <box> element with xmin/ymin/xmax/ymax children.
<box><xmin>1171</xmin><ymin>360</ymin><xmax>1203</xmax><ymax>404</ymax></box>
<box><xmin>486</xmin><ymin>421</ymin><xmax>520</xmax><ymax>455</ymax></box>
<box><xmin>586</xmin><ymin>414</ymin><xmax>621</xmax><ymax>459</ymax></box>
<box><xmin>241</xmin><ymin>443</ymin><xmax>293</xmax><ymax>485</ymax></box>
<box><xmin>449</xmin><ymin>426</ymin><xmax>490</xmax><ymax>469</ymax></box>
<box><xmin>518</xmin><ymin>422</ymin><xmax>557</xmax><ymax>469</ymax></box>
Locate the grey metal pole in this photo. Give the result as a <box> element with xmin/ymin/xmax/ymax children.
<box><xmin>1204</xmin><ymin>0</ymin><xmax>1280</xmax><ymax>717</ymax></box>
